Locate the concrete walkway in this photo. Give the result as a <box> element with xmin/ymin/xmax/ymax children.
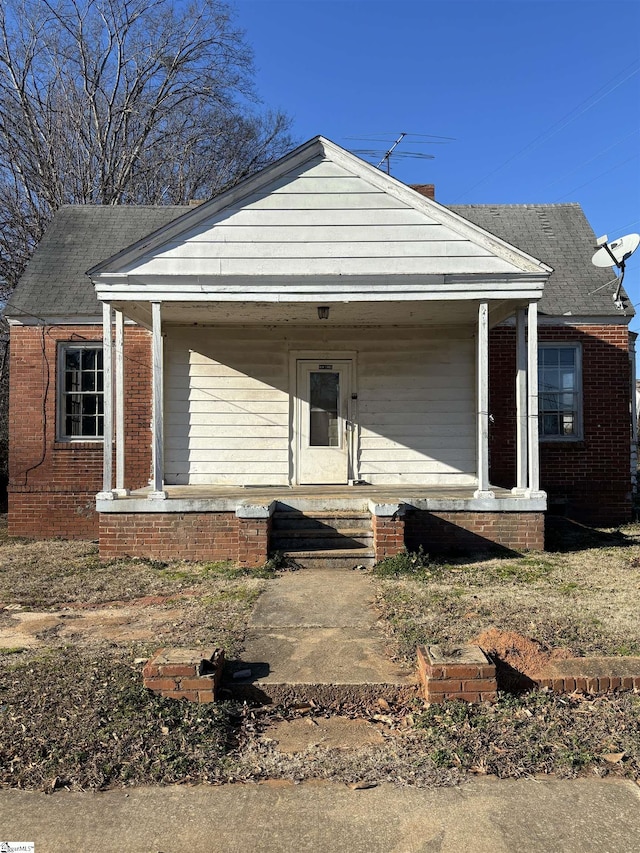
<box><xmin>1</xmin><ymin>778</ymin><xmax>638</xmax><ymax>852</ymax></box>
<box><xmin>231</xmin><ymin>568</ymin><xmax>415</xmax><ymax>704</ymax></box>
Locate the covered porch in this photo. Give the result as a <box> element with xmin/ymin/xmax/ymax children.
<box><xmin>94</xmin><ymin>297</ymin><xmax>547</xmax><ymax>499</ymax></box>
<box><xmin>88</xmin><ymin>136</ymin><xmax>551</xmax><ymax>562</ymax></box>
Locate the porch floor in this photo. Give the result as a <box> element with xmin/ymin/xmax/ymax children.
<box><xmin>98</xmin><ymin>484</ymin><xmax>546</xmax><ymax>514</ymax></box>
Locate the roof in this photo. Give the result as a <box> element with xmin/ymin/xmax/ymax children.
<box><xmin>450</xmin><ymin>203</ymin><xmax>633</xmax><ymax>317</ymax></box>
<box><xmin>6</xmin><ymin>206</ymin><xmax>189</xmax><ymax>319</ymax></box>
<box><xmin>6</xmin><ymin>199</ymin><xmax>633</xmax><ymax>321</ymax></box>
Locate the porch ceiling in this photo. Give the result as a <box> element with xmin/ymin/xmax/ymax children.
<box><xmin>115</xmin><ymin>297</ymin><xmax>530</xmax><ymax>328</ymax></box>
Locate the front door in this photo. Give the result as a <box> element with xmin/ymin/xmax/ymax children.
<box><xmin>296</xmin><ymin>359</ymin><xmax>352</xmax><ymax>484</ymax></box>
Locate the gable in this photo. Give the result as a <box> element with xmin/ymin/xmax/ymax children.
<box><xmin>91</xmin><ymin>137</ymin><xmax>550</xmax><ymax>290</ymax></box>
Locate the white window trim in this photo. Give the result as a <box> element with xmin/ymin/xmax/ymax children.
<box><xmin>57</xmin><ymin>342</ymin><xmax>104</xmax><ymax>442</ymax></box>
<box><xmin>538</xmin><ymin>342</ymin><xmax>583</xmax><ymax>442</ymax></box>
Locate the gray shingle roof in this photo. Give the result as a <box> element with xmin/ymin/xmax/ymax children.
<box><xmin>6</xmin><ymin>205</ymin><xmax>189</xmax><ymax>320</ymax></box>
<box><xmin>450</xmin><ymin>203</ymin><xmax>633</xmax><ymax>317</ymax></box>
<box><xmin>6</xmin><ymin>200</ymin><xmax>632</xmax><ymax>321</ymax></box>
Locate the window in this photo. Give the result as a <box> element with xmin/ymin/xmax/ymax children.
<box><xmin>58</xmin><ymin>344</ymin><xmax>104</xmax><ymax>439</ymax></box>
<box><xmin>538</xmin><ymin>345</ymin><xmax>581</xmax><ymax>439</ymax></box>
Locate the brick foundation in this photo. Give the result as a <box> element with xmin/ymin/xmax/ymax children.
<box><xmin>405</xmin><ymin>510</ymin><xmax>544</xmax><ymax>554</ymax></box>
<box><xmin>372</xmin><ymin>512</ymin><xmax>405</xmax><ymax>560</ymax></box>
<box><xmin>143</xmin><ymin>647</ymin><xmax>224</xmax><ymax>703</ymax></box>
<box><xmin>99</xmin><ymin>511</ymin><xmax>270</xmax><ymax>566</ymax></box>
<box><xmin>417</xmin><ymin>644</ymin><xmax>497</xmax><ymax>703</ymax></box>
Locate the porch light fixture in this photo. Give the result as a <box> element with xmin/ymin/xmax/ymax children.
<box><xmin>317</xmin><ymin>306</ymin><xmax>330</xmax><ymax>320</ymax></box>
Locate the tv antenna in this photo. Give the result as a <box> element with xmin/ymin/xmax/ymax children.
<box><xmin>591</xmin><ymin>232</ymin><xmax>640</xmax><ymax>309</ymax></box>
<box><xmin>345</xmin><ymin>131</ymin><xmax>454</xmax><ymax>175</ymax></box>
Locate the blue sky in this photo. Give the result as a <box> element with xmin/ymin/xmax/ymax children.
<box><xmin>236</xmin><ymin>0</ymin><xmax>640</xmax><ymax>329</ymax></box>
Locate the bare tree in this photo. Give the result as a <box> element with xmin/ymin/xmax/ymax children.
<box><xmin>0</xmin><ymin>0</ymin><xmax>293</xmax><ymax>291</ymax></box>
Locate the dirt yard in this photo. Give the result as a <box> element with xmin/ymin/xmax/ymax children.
<box><xmin>0</xmin><ymin>516</ymin><xmax>639</xmax><ymax>790</ymax></box>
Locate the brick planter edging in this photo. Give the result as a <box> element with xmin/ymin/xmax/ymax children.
<box><xmin>418</xmin><ymin>646</ymin><xmax>640</xmax><ymax>701</ymax></box>
<box><xmin>143</xmin><ymin>647</ymin><xmax>225</xmax><ymax>703</ymax></box>
<box><xmin>417</xmin><ymin>644</ymin><xmax>497</xmax><ymax>703</ymax></box>
<box><xmin>532</xmin><ymin>657</ymin><xmax>640</xmax><ymax>694</ymax></box>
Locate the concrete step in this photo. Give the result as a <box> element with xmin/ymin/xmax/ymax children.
<box><xmin>273</xmin><ymin>539</ymin><xmax>372</xmax><ymax>553</ymax></box>
<box><xmin>271</xmin><ymin>511</ymin><xmax>371</xmax><ymax>533</ymax></box>
<box><xmin>277</xmin><ymin>549</ymin><xmax>375</xmax><ymax>569</ymax></box>
<box><xmin>230</xmin><ymin>621</ymin><xmax>416</xmax><ymax>709</ymax></box>
<box><xmin>226</xmin><ymin>679</ymin><xmax>416</xmax><ymax>709</ymax></box>
<box><xmin>272</xmin><ymin>527</ymin><xmax>372</xmax><ymax>539</ymax></box>
<box><xmin>271</xmin><ymin>530</ymin><xmax>373</xmax><ymax>551</ymax></box>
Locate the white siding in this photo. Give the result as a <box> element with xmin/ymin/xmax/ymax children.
<box><xmin>164</xmin><ymin>329</ymin><xmax>290</xmax><ymax>485</ymax></box>
<box><xmin>357</xmin><ymin>335</ymin><xmax>475</xmax><ymax>485</ymax></box>
<box><xmin>163</xmin><ymin>326</ymin><xmax>475</xmax><ymax>487</ymax></box>
<box><xmin>121</xmin><ymin>157</ymin><xmax>517</xmax><ymax>278</ymax></box>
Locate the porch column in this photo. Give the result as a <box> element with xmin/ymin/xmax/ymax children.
<box><xmin>474</xmin><ymin>301</ymin><xmax>495</xmax><ymax>499</ymax></box>
<box><xmin>97</xmin><ymin>301</ymin><xmax>114</xmax><ymax>500</ymax></box>
<box><xmin>149</xmin><ymin>301</ymin><xmax>167</xmax><ymax>499</ymax></box>
<box><xmin>114</xmin><ymin>309</ymin><xmax>128</xmax><ymax>495</ymax></box>
<box><xmin>512</xmin><ymin>307</ymin><xmax>528</xmax><ymax>494</ymax></box>
<box><xmin>526</xmin><ymin>301</ymin><xmax>543</xmax><ymax>496</ymax></box>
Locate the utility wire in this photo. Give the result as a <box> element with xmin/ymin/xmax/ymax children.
<box><xmin>552</xmin><ymin>153</ymin><xmax>638</xmax><ymax>202</ymax></box>
<box><xmin>452</xmin><ymin>60</ymin><xmax>640</xmax><ymax>202</ymax></box>
<box><xmin>539</xmin><ymin>127</ymin><xmax>640</xmax><ymax>191</ymax></box>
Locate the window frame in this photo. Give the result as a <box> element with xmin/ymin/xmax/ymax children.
<box><xmin>538</xmin><ymin>342</ymin><xmax>583</xmax><ymax>442</ymax></box>
<box><xmin>57</xmin><ymin>342</ymin><xmax>105</xmax><ymax>442</ymax></box>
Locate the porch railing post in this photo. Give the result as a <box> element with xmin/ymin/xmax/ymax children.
<box><xmin>114</xmin><ymin>309</ymin><xmax>128</xmax><ymax>495</ymax></box>
<box><xmin>149</xmin><ymin>301</ymin><xmax>167</xmax><ymax>499</ymax></box>
<box><xmin>97</xmin><ymin>301</ymin><xmax>114</xmax><ymax>499</ymax></box>
<box><xmin>526</xmin><ymin>301</ymin><xmax>543</xmax><ymax>496</ymax></box>
<box><xmin>513</xmin><ymin>306</ymin><xmax>528</xmax><ymax>493</ymax></box>
<box><xmin>474</xmin><ymin>301</ymin><xmax>495</xmax><ymax>499</ymax></box>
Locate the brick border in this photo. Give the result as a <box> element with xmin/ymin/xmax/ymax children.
<box><xmin>143</xmin><ymin>647</ymin><xmax>225</xmax><ymax>703</ymax></box>
<box><xmin>418</xmin><ymin>646</ymin><xmax>640</xmax><ymax>701</ymax></box>
<box><xmin>417</xmin><ymin>644</ymin><xmax>497</xmax><ymax>703</ymax></box>
<box><xmin>532</xmin><ymin>657</ymin><xmax>640</xmax><ymax>695</ymax></box>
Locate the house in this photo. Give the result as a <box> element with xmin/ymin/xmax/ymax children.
<box><xmin>5</xmin><ymin>136</ymin><xmax>635</xmax><ymax>565</ymax></box>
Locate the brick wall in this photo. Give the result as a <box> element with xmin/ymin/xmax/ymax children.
<box><xmin>99</xmin><ymin>512</ymin><xmax>270</xmax><ymax>566</ymax></box>
<box><xmin>405</xmin><ymin>510</ymin><xmax>545</xmax><ymax>553</ymax></box>
<box><xmin>8</xmin><ymin>324</ymin><xmax>152</xmax><ymax>539</ymax></box>
<box><xmin>490</xmin><ymin>324</ymin><xmax>633</xmax><ymax>526</ymax></box>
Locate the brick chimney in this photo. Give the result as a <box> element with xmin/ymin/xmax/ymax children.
<box><xmin>410</xmin><ymin>183</ymin><xmax>435</xmax><ymax>200</ymax></box>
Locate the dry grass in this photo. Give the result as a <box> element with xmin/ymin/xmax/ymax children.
<box><xmin>0</xmin><ymin>522</ymin><xmax>273</xmax><ymax>657</ymax></box>
<box><xmin>374</xmin><ymin>519</ymin><xmax>640</xmax><ymax>663</ymax></box>
<box><xmin>1</xmin><ymin>517</ymin><xmax>640</xmax><ymax>790</ymax></box>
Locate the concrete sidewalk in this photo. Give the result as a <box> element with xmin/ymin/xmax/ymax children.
<box><xmin>232</xmin><ymin>568</ymin><xmax>415</xmax><ymax>704</ymax></box>
<box><xmin>1</xmin><ymin>777</ymin><xmax>638</xmax><ymax>852</ymax></box>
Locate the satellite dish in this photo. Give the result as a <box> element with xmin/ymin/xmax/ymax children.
<box><xmin>591</xmin><ymin>233</ymin><xmax>640</xmax><ymax>268</ymax></box>
<box><xmin>590</xmin><ymin>232</ymin><xmax>639</xmax><ymax>310</ymax></box>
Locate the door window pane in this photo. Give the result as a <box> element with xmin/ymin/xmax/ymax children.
<box><xmin>309</xmin><ymin>371</ymin><xmax>340</xmax><ymax>446</ymax></box>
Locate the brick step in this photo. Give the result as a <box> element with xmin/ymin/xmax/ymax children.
<box><xmin>277</xmin><ymin>549</ymin><xmax>375</xmax><ymax>570</ymax></box>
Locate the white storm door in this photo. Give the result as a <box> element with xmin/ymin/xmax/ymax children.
<box><xmin>297</xmin><ymin>360</ymin><xmax>351</xmax><ymax>484</ymax></box>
